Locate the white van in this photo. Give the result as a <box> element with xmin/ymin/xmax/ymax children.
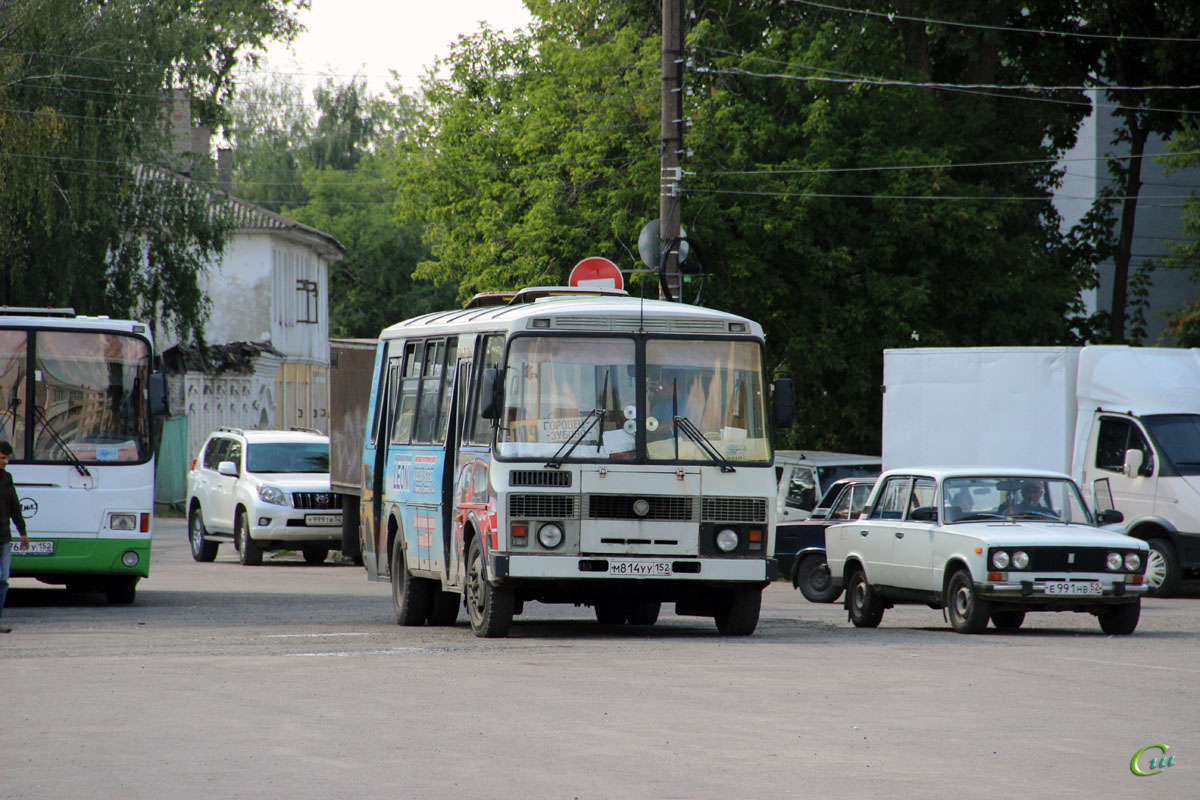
<box><xmin>774</xmin><ymin>450</ymin><xmax>882</xmax><ymax>522</ymax></box>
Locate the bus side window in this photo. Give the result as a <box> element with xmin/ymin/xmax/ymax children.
<box><xmin>392</xmin><ymin>342</ymin><xmax>421</xmax><ymax>444</ymax></box>
<box><xmin>469</xmin><ymin>335</ymin><xmax>504</xmax><ymax>446</ymax></box>
<box><xmin>415</xmin><ymin>339</ymin><xmax>445</xmax><ymax>443</ymax></box>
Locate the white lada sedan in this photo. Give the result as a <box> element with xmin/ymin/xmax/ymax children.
<box><xmin>824</xmin><ymin>467</ymin><xmax>1148</xmax><ymax>634</ymax></box>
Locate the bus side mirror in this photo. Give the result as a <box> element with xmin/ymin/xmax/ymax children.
<box><xmin>1123</xmin><ymin>449</ymin><xmax>1144</xmax><ymax>478</ymax></box>
<box><xmin>479</xmin><ymin>368</ymin><xmax>503</xmax><ymax>419</ymax></box>
<box><xmin>772</xmin><ymin>378</ymin><xmax>795</xmax><ymax>429</ymax></box>
<box><xmin>149</xmin><ymin>372</ymin><xmax>169</xmax><ymax>417</ymax></box>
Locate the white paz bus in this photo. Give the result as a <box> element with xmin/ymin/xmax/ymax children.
<box><xmin>2</xmin><ymin>309</ymin><xmax>164</xmax><ymax>603</ymax></box>
<box><xmin>353</xmin><ymin>286</ymin><xmax>794</xmax><ymax>637</ymax></box>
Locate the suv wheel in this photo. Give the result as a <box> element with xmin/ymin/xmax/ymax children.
<box><xmin>236</xmin><ymin>510</ymin><xmax>263</xmax><ymax>566</ymax></box>
<box><xmin>189</xmin><ymin>505</ymin><xmax>218</xmax><ymax>562</ymax></box>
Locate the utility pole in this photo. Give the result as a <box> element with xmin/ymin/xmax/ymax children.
<box><xmin>659</xmin><ymin>0</ymin><xmax>684</xmax><ymax>301</ymax></box>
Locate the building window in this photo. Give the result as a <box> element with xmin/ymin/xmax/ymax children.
<box><xmin>296</xmin><ymin>279</ymin><xmax>319</xmax><ymax>324</ymax></box>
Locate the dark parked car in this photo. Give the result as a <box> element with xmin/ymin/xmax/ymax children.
<box><xmin>775</xmin><ymin>478</ymin><xmax>876</xmax><ymax>602</ymax></box>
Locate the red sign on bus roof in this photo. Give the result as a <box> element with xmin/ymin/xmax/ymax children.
<box><xmin>568</xmin><ymin>257</ymin><xmax>624</xmax><ymax>291</ymax></box>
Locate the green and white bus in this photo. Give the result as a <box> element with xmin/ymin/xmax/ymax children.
<box><xmin>2</xmin><ymin>309</ymin><xmax>162</xmax><ymax>603</ymax></box>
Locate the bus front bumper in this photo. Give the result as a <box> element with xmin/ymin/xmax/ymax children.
<box><xmin>489</xmin><ymin>553</ymin><xmax>777</xmax><ymax>583</ymax></box>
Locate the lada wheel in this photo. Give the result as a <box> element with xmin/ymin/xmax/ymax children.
<box><xmin>847</xmin><ymin>569</ymin><xmax>883</xmax><ymax>628</ymax></box>
<box><xmin>797</xmin><ymin>553</ymin><xmax>842</xmax><ymax>604</ymax></box>
<box><xmin>391</xmin><ymin>537</ymin><xmax>433</xmax><ymax>626</ymax></box>
<box><xmin>715</xmin><ymin>586</ymin><xmax>762</xmax><ymax>636</ymax></box>
<box><xmin>1144</xmin><ymin>539</ymin><xmax>1181</xmax><ymax>598</ymax></box>
<box><xmin>188</xmin><ymin>506</ymin><xmax>218</xmax><ymax>562</ymax></box>
<box><xmin>946</xmin><ymin>569</ymin><xmax>990</xmax><ymax>634</ymax></box>
<box><xmin>236</xmin><ymin>512</ymin><xmax>263</xmax><ymax>566</ymax></box>
<box><xmin>990</xmin><ymin>609</ymin><xmax>1026</xmax><ymax>630</ymax></box>
<box><xmin>1098</xmin><ymin>599</ymin><xmax>1141</xmax><ymax>635</ymax></box>
<box><xmin>465</xmin><ymin>537</ymin><xmax>514</xmax><ymax>638</ymax></box>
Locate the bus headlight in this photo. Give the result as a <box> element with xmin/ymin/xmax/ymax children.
<box><xmin>258</xmin><ymin>485</ymin><xmax>287</xmax><ymax>506</ymax></box>
<box><xmin>109</xmin><ymin>513</ymin><xmax>137</xmax><ymax>531</ymax></box>
<box><xmin>715</xmin><ymin>528</ymin><xmax>739</xmax><ymax>552</ymax></box>
<box><xmin>537</xmin><ymin>523</ymin><xmax>564</xmax><ymax>549</ymax></box>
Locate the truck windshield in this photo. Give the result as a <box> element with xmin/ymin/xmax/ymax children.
<box><xmin>943</xmin><ymin>477</ymin><xmax>1093</xmax><ymax>524</ymax></box>
<box><xmin>1143</xmin><ymin>414</ymin><xmax>1200</xmax><ymax>476</ymax></box>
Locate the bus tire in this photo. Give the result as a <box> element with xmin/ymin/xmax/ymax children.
<box><xmin>715</xmin><ymin>585</ymin><xmax>762</xmax><ymax>636</ymax></box>
<box><xmin>466</xmin><ymin>537</ymin><xmax>513</xmax><ymax>638</ymax></box>
<box><xmin>391</xmin><ymin>538</ymin><xmax>433</xmax><ymax>626</ymax></box>
<box><xmin>236</xmin><ymin>511</ymin><xmax>263</xmax><ymax>566</ymax></box>
<box><xmin>594</xmin><ymin>602</ymin><xmax>628</xmax><ymax>624</ymax></box>
<box><xmin>427</xmin><ymin>589</ymin><xmax>460</xmax><ymax>626</ymax></box>
<box><xmin>627</xmin><ymin>600</ymin><xmax>661</xmax><ymax>626</ymax></box>
<box><xmin>189</xmin><ymin>505</ymin><xmax>218</xmax><ymax>562</ymax></box>
<box><xmin>106</xmin><ymin>576</ymin><xmax>138</xmax><ymax>605</ymax></box>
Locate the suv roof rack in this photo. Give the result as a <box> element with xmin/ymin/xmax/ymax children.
<box><xmin>289</xmin><ymin>427</ymin><xmax>322</xmax><ymax>435</ymax></box>
<box><xmin>216</xmin><ymin>427</ymin><xmax>245</xmax><ymax>436</ymax></box>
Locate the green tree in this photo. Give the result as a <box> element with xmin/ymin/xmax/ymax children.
<box><xmin>0</xmin><ymin>0</ymin><xmax>307</xmax><ymax>342</ymax></box>
<box><xmin>392</xmin><ymin>1</ymin><xmax>1100</xmax><ymax>453</ymax></box>
<box><xmin>226</xmin><ymin>73</ymin><xmax>313</xmax><ymax>212</ymax></box>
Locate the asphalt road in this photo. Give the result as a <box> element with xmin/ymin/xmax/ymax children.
<box><xmin>1</xmin><ymin>514</ymin><xmax>1197</xmax><ymax>799</ymax></box>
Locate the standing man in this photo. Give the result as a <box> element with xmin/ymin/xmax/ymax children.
<box><xmin>0</xmin><ymin>439</ymin><xmax>29</xmax><ymax>633</ymax></box>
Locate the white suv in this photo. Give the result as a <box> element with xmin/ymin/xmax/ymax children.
<box><xmin>186</xmin><ymin>428</ymin><xmax>343</xmax><ymax>565</ymax></box>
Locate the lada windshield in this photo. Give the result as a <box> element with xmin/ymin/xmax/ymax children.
<box><xmin>247</xmin><ymin>443</ymin><xmax>329</xmax><ymax>473</ymax></box>
<box><xmin>942</xmin><ymin>477</ymin><xmax>1093</xmax><ymax>524</ymax></box>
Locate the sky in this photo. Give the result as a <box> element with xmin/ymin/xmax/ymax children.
<box><xmin>259</xmin><ymin>0</ymin><xmax>534</xmax><ymax>96</ymax></box>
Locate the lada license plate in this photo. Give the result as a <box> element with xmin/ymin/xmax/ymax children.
<box><xmin>1045</xmin><ymin>582</ymin><xmax>1102</xmax><ymax>596</ymax></box>
<box><xmin>12</xmin><ymin>540</ymin><xmax>54</xmax><ymax>555</ymax></box>
<box><xmin>305</xmin><ymin>514</ymin><xmax>342</xmax><ymax>526</ymax></box>
<box><xmin>608</xmin><ymin>560</ymin><xmax>672</xmax><ymax>577</ymax></box>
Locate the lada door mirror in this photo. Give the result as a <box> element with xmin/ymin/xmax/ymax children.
<box><xmin>1123</xmin><ymin>449</ymin><xmax>1144</xmax><ymax>478</ymax></box>
<box><xmin>909</xmin><ymin>506</ymin><xmax>938</xmax><ymax>522</ymax></box>
<box><xmin>772</xmin><ymin>378</ymin><xmax>795</xmax><ymax>429</ymax></box>
<box><xmin>217</xmin><ymin>460</ymin><xmax>239</xmax><ymax>477</ymax></box>
<box><xmin>479</xmin><ymin>368</ymin><xmax>504</xmax><ymax>419</ymax></box>
<box><xmin>1096</xmin><ymin>508</ymin><xmax>1125</xmax><ymax>525</ymax></box>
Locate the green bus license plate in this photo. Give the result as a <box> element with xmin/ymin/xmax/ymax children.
<box><xmin>1045</xmin><ymin>582</ymin><xmax>1102</xmax><ymax>596</ymax></box>
<box><xmin>12</xmin><ymin>540</ymin><xmax>54</xmax><ymax>555</ymax></box>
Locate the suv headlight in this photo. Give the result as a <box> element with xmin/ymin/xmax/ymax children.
<box><xmin>258</xmin><ymin>485</ymin><xmax>288</xmax><ymax>506</ymax></box>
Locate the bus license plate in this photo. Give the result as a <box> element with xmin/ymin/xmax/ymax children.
<box><xmin>305</xmin><ymin>514</ymin><xmax>342</xmax><ymax>526</ymax></box>
<box><xmin>12</xmin><ymin>540</ymin><xmax>54</xmax><ymax>555</ymax></box>
<box><xmin>1045</xmin><ymin>582</ymin><xmax>1102</xmax><ymax>596</ymax></box>
<box><xmin>608</xmin><ymin>560</ymin><xmax>671</xmax><ymax>577</ymax></box>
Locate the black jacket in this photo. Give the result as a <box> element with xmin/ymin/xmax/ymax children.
<box><xmin>0</xmin><ymin>467</ymin><xmax>26</xmax><ymax>544</ymax></box>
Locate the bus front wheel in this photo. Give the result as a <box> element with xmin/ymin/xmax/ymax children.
<box><xmin>466</xmin><ymin>537</ymin><xmax>513</xmax><ymax>638</ymax></box>
<box><xmin>714</xmin><ymin>585</ymin><xmax>762</xmax><ymax>635</ymax></box>
<box><xmin>106</xmin><ymin>577</ymin><xmax>138</xmax><ymax>605</ymax></box>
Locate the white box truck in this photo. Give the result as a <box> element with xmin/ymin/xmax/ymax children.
<box><xmin>882</xmin><ymin>345</ymin><xmax>1200</xmax><ymax>596</ymax></box>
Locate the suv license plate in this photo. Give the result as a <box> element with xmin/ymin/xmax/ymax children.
<box><xmin>1045</xmin><ymin>582</ymin><xmax>1102</xmax><ymax>596</ymax></box>
<box><xmin>305</xmin><ymin>514</ymin><xmax>342</xmax><ymax>526</ymax></box>
<box><xmin>12</xmin><ymin>540</ymin><xmax>54</xmax><ymax>555</ymax></box>
<box><xmin>607</xmin><ymin>560</ymin><xmax>671</xmax><ymax>577</ymax></box>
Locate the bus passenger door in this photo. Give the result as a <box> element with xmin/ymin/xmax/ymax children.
<box><xmin>443</xmin><ymin>359</ymin><xmax>469</xmax><ymax>589</ymax></box>
<box><xmin>369</xmin><ymin>355</ymin><xmax>400</xmax><ymax>580</ymax></box>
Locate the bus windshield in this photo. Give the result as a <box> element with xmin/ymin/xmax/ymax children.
<box><xmin>496</xmin><ymin>335</ymin><xmax>770</xmax><ymax>464</ymax></box>
<box><xmin>0</xmin><ymin>329</ymin><xmax>152</xmax><ymax>464</ymax></box>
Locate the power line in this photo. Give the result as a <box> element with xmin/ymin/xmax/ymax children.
<box><xmin>789</xmin><ymin>0</ymin><xmax>1200</xmax><ymax>44</ymax></box>
<box><xmin>685</xmin><ymin>186</ymin><xmax>1191</xmax><ymax>206</ymax></box>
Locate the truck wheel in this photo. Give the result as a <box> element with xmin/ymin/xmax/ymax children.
<box><xmin>1098</xmin><ymin>599</ymin><xmax>1141</xmax><ymax>635</ymax></box>
<box><xmin>465</xmin><ymin>537</ymin><xmax>513</xmax><ymax>638</ymax></box>
<box><xmin>427</xmin><ymin>589</ymin><xmax>460</xmax><ymax>626</ymax></box>
<box><xmin>236</xmin><ymin>511</ymin><xmax>263</xmax><ymax>566</ymax></box>
<box><xmin>796</xmin><ymin>553</ymin><xmax>842</xmax><ymax>603</ymax></box>
<box><xmin>990</xmin><ymin>609</ymin><xmax>1025</xmax><ymax>630</ymax></box>
<box><xmin>627</xmin><ymin>600</ymin><xmax>661</xmax><ymax>626</ymax></box>
<box><xmin>391</xmin><ymin>538</ymin><xmax>433</xmax><ymax>626</ymax></box>
<box><xmin>1145</xmin><ymin>539</ymin><xmax>1181</xmax><ymax>598</ymax></box>
<box><xmin>301</xmin><ymin>546</ymin><xmax>329</xmax><ymax>564</ymax></box>
<box><xmin>847</xmin><ymin>569</ymin><xmax>884</xmax><ymax>628</ymax></box>
<box><xmin>106</xmin><ymin>577</ymin><xmax>138</xmax><ymax>605</ymax></box>
<box><xmin>188</xmin><ymin>506</ymin><xmax>218</xmax><ymax>562</ymax></box>
<box><xmin>714</xmin><ymin>586</ymin><xmax>762</xmax><ymax>635</ymax></box>
<box><xmin>947</xmin><ymin>569</ymin><xmax>990</xmax><ymax>634</ymax></box>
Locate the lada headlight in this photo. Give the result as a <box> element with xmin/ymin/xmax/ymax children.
<box><xmin>1124</xmin><ymin>553</ymin><xmax>1141</xmax><ymax>572</ymax></box>
<box><xmin>1106</xmin><ymin>552</ymin><xmax>1123</xmax><ymax>571</ymax></box>
<box><xmin>1011</xmin><ymin>551</ymin><xmax>1029</xmax><ymax>570</ymax></box>
<box><xmin>991</xmin><ymin>550</ymin><xmax>1010</xmax><ymax>569</ymax></box>
<box><xmin>258</xmin><ymin>485</ymin><xmax>288</xmax><ymax>506</ymax></box>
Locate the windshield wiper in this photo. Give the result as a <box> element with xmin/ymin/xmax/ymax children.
<box><xmin>33</xmin><ymin>406</ymin><xmax>91</xmax><ymax>477</ymax></box>
<box><xmin>545</xmin><ymin>409</ymin><xmax>603</xmax><ymax>469</ymax></box>
<box><xmin>673</xmin><ymin>415</ymin><xmax>736</xmax><ymax>473</ymax></box>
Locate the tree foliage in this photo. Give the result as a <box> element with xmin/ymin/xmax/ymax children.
<box><xmin>390</xmin><ymin>0</ymin><xmax>1103</xmax><ymax>453</ymax></box>
<box><xmin>0</xmin><ymin>0</ymin><xmax>306</xmax><ymax>342</ymax></box>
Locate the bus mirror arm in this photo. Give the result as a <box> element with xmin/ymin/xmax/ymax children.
<box><xmin>479</xmin><ymin>368</ymin><xmax>503</xmax><ymax>419</ymax></box>
<box><xmin>149</xmin><ymin>372</ymin><xmax>169</xmax><ymax>418</ymax></box>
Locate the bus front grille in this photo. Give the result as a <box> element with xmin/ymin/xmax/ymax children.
<box><xmin>702</xmin><ymin>497</ymin><xmax>767</xmax><ymax>523</ymax></box>
<box><xmin>510</xmin><ymin>470</ymin><xmax>572</xmax><ymax>488</ymax></box>
<box><xmin>586</xmin><ymin>495</ymin><xmax>695</xmax><ymax>521</ymax></box>
<box><xmin>508</xmin><ymin>494</ymin><xmax>578</xmax><ymax>519</ymax></box>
